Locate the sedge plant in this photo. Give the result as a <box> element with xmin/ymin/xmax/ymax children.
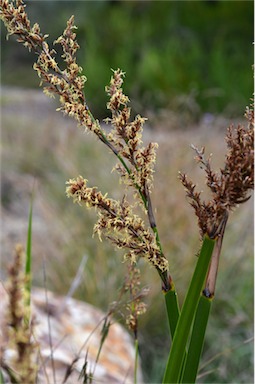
<box><xmin>0</xmin><ymin>1</ymin><xmax>254</xmax><ymax>383</ymax></box>
<box><xmin>0</xmin><ymin>244</ymin><xmax>38</xmax><ymax>384</ymax></box>
<box><xmin>0</xmin><ymin>190</ymin><xmax>36</xmax><ymax>383</ymax></box>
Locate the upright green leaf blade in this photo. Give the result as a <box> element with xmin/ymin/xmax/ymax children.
<box><xmin>163</xmin><ymin>235</ymin><xmax>215</xmax><ymax>383</ymax></box>
<box><xmin>181</xmin><ymin>294</ymin><xmax>212</xmax><ymax>383</ymax></box>
<box><xmin>164</xmin><ymin>288</ymin><xmax>180</xmax><ymax>339</ymax></box>
<box><xmin>0</xmin><ymin>368</ymin><xmax>5</xmax><ymax>384</ymax></box>
<box><xmin>25</xmin><ymin>190</ymin><xmax>34</xmax><ymax>311</ymax></box>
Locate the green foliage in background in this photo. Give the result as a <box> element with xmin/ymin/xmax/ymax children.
<box><xmin>1</xmin><ymin>0</ymin><xmax>253</xmax><ymax>118</ymax></box>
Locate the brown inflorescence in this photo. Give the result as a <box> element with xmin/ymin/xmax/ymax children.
<box><xmin>180</xmin><ymin>104</ymin><xmax>254</xmax><ymax>238</ymax></box>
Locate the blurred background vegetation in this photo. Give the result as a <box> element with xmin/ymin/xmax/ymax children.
<box><xmin>1</xmin><ymin>1</ymin><xmax>254</xmax><ymax>383</ymax></box>
<box><xmin>1</xmin><ymin>0</ymin><xmax>253</xmax><ymax>120</ymax></box>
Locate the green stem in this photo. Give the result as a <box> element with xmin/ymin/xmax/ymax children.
<box><xmin>134</xmin><ymin>338</ymin><xmax>139</xmax><ymax>384</ymax></box>
<box><xmin>164</xmin><ymin>287</ymin><xmax>180</xmax><ymax>339</ymax></box>
<box><xmin>0</xmin><ymin>369</ymin><xmax>4</xmax><ymax>384</ymax></box>
<box><xmin>24</xmin><ymin>189</ymin><xmax>34</xmax><ymax>322</ymax></box>
<box><xmin>163</xmin><ymin>235</ymin><xmax>215</xmax><ymax>383</ymax></box>
<box><xmin>25</xmin><ymin>192</ymin><xmax>33</xmax><ymax>280</ymax></box>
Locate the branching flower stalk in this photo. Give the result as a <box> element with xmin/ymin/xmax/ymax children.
<box><xmin>0</xmin><ymin>0</ymin><xmax>171</xmax><ymax>291</ymax></box>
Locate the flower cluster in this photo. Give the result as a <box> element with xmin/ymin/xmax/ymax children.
<box><xmin>34</xmin><ymin>16</ymin><xmax>102</xmax><ymax>136</ymax></box>
<box><xmin>0</xmin><ymin>0</ymin><xmax>46</xmax><ymax>51</ymax></box>
<box><xmin>66</xmin><ymin>176</ymin><xmax>169</xmax><ymax>273</ymax></box>
<box><xmin>180</xmin><ymin>105</ymin><xmax>254</xmax><ymax>238</ymax></box>
<box><xmin>105</xmin><ymin>69</ymin><xmax>158</xmax><ymax>200</ymax></box>
<box><xmin>0</xmin><ymin>1</ymin><xmax>159</xmax><ymax>211</ymax></box>
<box><xmin>0</xmin><ymin>0</ymin><xmax>101</xmax><ymax>136</ymax></box>
<box><xmin>0</xmin><ymin>0</ymin><xmax>170</xmax><ymax>291</ymax></box>
<box><xmin>1</xmin><ymin>244</ymin><xmax>38</xmax><ymax>384</ymax></box>
<box><xmin>123</xmin><ymin>264</ymin><xmax>147</xmax><ymax>335</ymax></box>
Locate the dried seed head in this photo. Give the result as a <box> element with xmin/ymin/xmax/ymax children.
<box><xmin>180</xmin><ymin>104</ymin><xmax>254</xmax><ymax>237</ymax></box>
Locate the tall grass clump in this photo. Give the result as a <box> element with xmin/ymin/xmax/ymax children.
<box><xmin>0</xmin><ymin>1</ymin><xmax>254</xmax><ymax>383</ymax></box>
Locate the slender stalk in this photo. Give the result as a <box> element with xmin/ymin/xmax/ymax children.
<box><xmin>204</xmin><ymin>212</ymin><xmax>228</xmax><ymax>297</ymax></box>
<box><xmin>25</xmin><ymin>192</ymin><xmax>33</xmax><ymax>282</ymax></box>
<box><xmin>134</xmin><ymin>338</ymin><xmax>139</xmax><ymax>384</ymax></box>
<box><xmin>24</xmin><ymin>189</ymin><xmax>34</xmax><ymax>321</ymax></box>
<box><xmin>92</xmin><ymin>317</ymin><xmax>111</xmax><ymax>377</ymax></box>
